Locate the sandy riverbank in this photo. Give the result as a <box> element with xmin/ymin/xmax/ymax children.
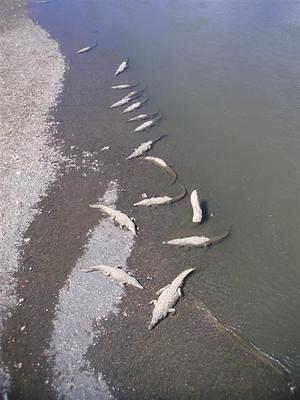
<box><xmin>0</xmin><ymin>0</ymin><xmax>65</xmax><ymax>394</ymax></box>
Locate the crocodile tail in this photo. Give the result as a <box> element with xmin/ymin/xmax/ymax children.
<box><xmin>148</xmin><ymin>319</ymin><xmax>157</xmax><ymax>330</ymax></box>
<box><xmin>133</xmin><ymin>280</ymin><xmax>144</xmax><ymax>289</ymax></box>
<box><xmin>130</xmin><ymin>80</ymin><xmax>138</xmax><ymax>88</ymax></box>
<box><xmin>166</xmin><ymin>165</ymin><xmax>177</xmax><ymax>184</ymax></box>
<box><xmin>208</xmin><ymin>227</ymin><xmax>231</xmax><ymax>246</ymax></box>
<box><xmin>175</xmin><ymin>268</ymin><xmax>196</xmax><ymax>287</ymax></box>
<box><xmin>182</xmin><ymin>267</ymin><xmax>196</xmax><ymax>279</ymax></box>
<box><xmin>89</xmin><ymin>203</ymin><xmax>102</xmax><ymax>209</ymax></box>
<box><xmin>86</xmin><ymin>43</ymin><xmax>97</xmax><ymax>52</ymax></box>
<box><xmin>129</xmin><ymin>92</ymin><xmax>141</xmax><ymax>102</ymax></box>
<box><xmin>138</xmin><ymin>83</ymin><xmax>147</xmax><ymax>93</ymax></box>
<box><xmin>153</xmin><ymin>111</ymin><xmax>162</xmax><ymax>124</ymax></box>
<box><xmin>141</xmin><ymin>94</ymin><xmax>148</xmax><ymax>104</ymax></box>
<box><xmin>152</xmin><ymin>134</ymin><xmax>167</xmax><ymax>145</ymax></box>
<box><xmin>84</xmin><ymin>266</ymin><xmax>102</xmax><ymax>273</ymax></box>
<box><xmin>132</xmin><ymin>85</ymin><xmax>146</xmax><ymax>99</ymax></box>
<box><xmin>150</xmin><ymin>110</ymin><xmax>160</xmax><ymax>119</ymax></box>
<box><xmin>171</xmin><ymin>183</ymin><xmax>187</xmax><ymax>203</ymax></box>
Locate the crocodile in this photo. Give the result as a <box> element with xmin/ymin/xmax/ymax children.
<box><xmin>77</xmin><ymin>43</ymin><xmax>97</xmax><ymax>54</ymax></box>
<box><xmin>162</xmin><ymin>228</ymin><xmax>231</xmax><ymax>248</ymax></box>
<box><xmin>148</xmin><ymin>268</ymin><xmax>196</xmax><ymax>330</ymax></box>
<box><xmin>127</xmin><ymin>111</ymin><xmax>160</xmax><ymax>122</ymax></box>
<box><xmin>85</xmin><ymin>265</ymin><xmax>143</xmax><ymax>289</ymax></box>
<box><xmin>110</xmin><ymin>91</ymin><xmax>142</xmax><ymax>109</ymax></box>
<box><xmin>132</xmin><ymin>112</ymin><xmax>162</xmax><ymax>133</ymax></box>
<box><xmin>124</xmin><ymin>84</ymin><xmax>146</xmax><ymax>100</ymax></box>
<box><xmin>114</xmin><ymin>58</ymin><xmax>128</xmax><ymax>76</ymax></box>
<box><xmin>111</xmin><ymin>81</ymin><xmax>138</xmax><ymax>90</ymax></box>
<box><xmin>89</xmin><ymin>203</ymin><xmax>137</xmax><ymax>235</ymax></box>
<box><xmin>190</xmin><ymin>189</ymin><xmax>203</xmax><ymax>223</ymax></box>
<box><xmin>142</xmin><ymin>156</ymin><xmax>177</xmax><ymax>184</ymax></box>
<box><xmin>122</xmin><ymin>95</ymin><xmax>148</xmax><ymax>113</ymax></box>
<box><xmin>134</xmin><ymin>184</ymin><xmax>186</xmax><ymax>207</ymax></box>
<box><xmin>126</xmin><ymin>135</ymin><xmax>167</xmax><ymax>160</ymax></box>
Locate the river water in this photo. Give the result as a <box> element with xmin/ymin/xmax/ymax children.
<box><xmin>25</xmin><ymin>0</ymin><xmax>300</xmax><ymax>398</ymax></box>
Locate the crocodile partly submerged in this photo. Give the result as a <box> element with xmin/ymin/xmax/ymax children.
<box><xmin>162</xmin><ymin>228</ymin><xmax>231</xmax><ymax>248</ymax></box>
<box><xmin>142</xmin><ymin>156</ymin><xmax>177</xmax><ymax>184</ymax></box>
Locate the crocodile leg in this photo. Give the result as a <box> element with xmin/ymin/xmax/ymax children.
<box><xmin>149</xmin><ymin>299</ymin><xmax>157</xmax><ymax>305</ymax></box>
<box><xmin>177</xmin><ymin>287</ymin><xmax>183</xmax><ymax>297</ymax></box>
<box><xmin>156</xmin><ymin>284</ymin><xmax>171</xmax><ymax>295</ymax></box>
<box><xmin>168</xmin><ymin>308</ymin><xmax>176</xmax><ymax>315</ymax></box>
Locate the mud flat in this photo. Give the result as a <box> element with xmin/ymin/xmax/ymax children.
<box><xmin>0</xmin><ymin>0</ymin><xmax>65</xmax><ymax>394</ymax></box>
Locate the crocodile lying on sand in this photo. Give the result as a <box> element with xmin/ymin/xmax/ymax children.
<box><xmin>190</xmin><ymin>189</ymin><xmax>203</xmax><ymax>223</ymax></box>
<box><xmin>89</xmin><ymin>203</ymin><xmax>137</xmax><ymax>235</ymax></box>
<box><xmin>134</xmin><ymin>184</ymin><xmax>186</xmax><ymax>207</ymax></box>
<box><xmin>84</xmin><ymin>265</ymin><xmax>143</xmax><ymax>289</ymax></box>
<box><xmin>148</xmin><ymin>268</ymin><xmax>195</xmax><ymax>330</ymax></box>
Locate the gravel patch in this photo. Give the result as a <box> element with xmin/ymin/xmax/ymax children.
<box><xmin>48</xmin><ymin>181</ymin><xmax>134</xmax><ymax>400</ymax></box>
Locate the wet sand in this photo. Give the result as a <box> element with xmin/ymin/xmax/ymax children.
<box><xmin>0</xmin><ymin>0</ymin><xmax>298</xmax><ymax>399</ymax></box>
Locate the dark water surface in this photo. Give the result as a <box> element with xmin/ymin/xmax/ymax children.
<box><xmin>24</xmin><ymin>0</ymin><xmax>300</xmax><ymax>398</ymax></box>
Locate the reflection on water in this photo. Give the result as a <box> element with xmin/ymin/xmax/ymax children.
<box><xmin>31</xmin><ymin>0</ymin><xmax>300</xmax><ymax>390</ymax></box>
